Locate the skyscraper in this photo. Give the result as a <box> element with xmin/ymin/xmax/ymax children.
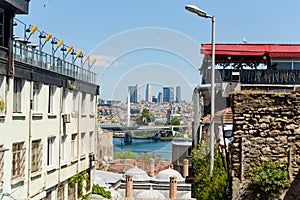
<box><xmin>176</xmin><ymin>86</ymin><xmax>181</xmax><ymax>103</ymax></box>
<box><xmin>136</xmin><ymin>83</ymin><xmax>141</xmax><ymax>103</ymax></box>
<box><xmin>145</xmin><ymin>83</ymin><xmax>152</xmax><ymax>102</ymax></box>
<box><xmin>158</xmin><ymin>92</ymin><xmax>162</xmax><ymax>103</ymax></box>
<box><xmin>163</xmin><ymin>87</ymin><xmax>174</xmax><ymax>102</ymax></box>
<box><xmin>128</xmin><ymin>86</ymin><xmax>137</xmax><ymax>103</ymax></box>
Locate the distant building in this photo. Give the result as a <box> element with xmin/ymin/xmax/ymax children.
<box><xmin>163</xmin><ymin>87</ymin><xmax>174</xmax><ymax>102</ymax></box>
<box><xmin>158</xmin><ymin>92</ymin><xmax>163</xmax><ymax>103</ymax></box>
<box><xmin>152</xmin><ymin>96</ymin><xmax>157</xmax><ymax>103</ymax></box>
<box><xmin>128</xmin><ymin>86</ymin><xmax>137</xmax><ymax>103</ymax></box>
<box><xmin>145</xmin><ymin>83</ymin><xmax>152</xmax><ymax>102</ymax></box>
<box><xmin>136</xmin><ymin>83</ymin><xmax>141</xmax><ymax>103</ymax></box>
<box><xmin>176</xmin><ymin>86</ymin><xmax>182</xmax><ymax>103</ymax></box>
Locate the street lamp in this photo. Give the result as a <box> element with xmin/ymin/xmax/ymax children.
<box><xmin>185</xmin><ymin>4</ymin><xmax>216</xmax><ymax>177</ymax></box>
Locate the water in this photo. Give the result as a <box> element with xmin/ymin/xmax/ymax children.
<box><xmin>113</xmin><ymin>138</ymin><xmax>172</xmax><ymax>161</ymax></box>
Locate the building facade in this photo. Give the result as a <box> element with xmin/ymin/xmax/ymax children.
<box><xmin>176</xmin><ymin>86</ymin><xmax>181</xmax><ymax>103</ymax></box>
<box><xmin>163</xmin><ymin>87</ymin><xmax>174</xmax><ymax>103</ymax></box>
<box><xmin>0</xmin><ymin>1</ymin><xmax>99</xmax><ymax>199</ymax></box>
<box><xmin>145</xmin><ymin>83</ymin><xmax>152</xmax><ymax>102</ymax></box>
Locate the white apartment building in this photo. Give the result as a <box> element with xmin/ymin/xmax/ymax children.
<box><xmin>0</xmin><ymin>1</ymin><xmax>99</xmax><ymax>199</ymax></box>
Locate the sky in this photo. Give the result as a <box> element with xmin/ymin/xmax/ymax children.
<box><xmin>17</xmin><ymin>1</ymin><xmax>300</xmax><ymax>101</ymax></box>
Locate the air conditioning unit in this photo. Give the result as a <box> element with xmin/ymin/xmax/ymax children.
<box><xmin>62</xmin><ymin>114</ymin><xmax>71</xmax><ymax>123</ymax></box>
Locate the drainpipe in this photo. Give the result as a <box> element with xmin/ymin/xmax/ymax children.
<box><xmin>58</xmin><ymin>86</ymin><xmax>63</xmax><ymax>185</ymax></box>
<box><xmin>192</xmin><ymin>87</ymin><xmax>200</xmax><ymax>148</ymax></box>
<box><xmin>27</xmin><ymin>79</ymin><xmax>33</xmax><ymax>199</ymax></box>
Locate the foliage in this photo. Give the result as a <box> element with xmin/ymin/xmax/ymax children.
<box><xmin>192</xmin><ymin>142</ymin><xmax>230</xmax><ymax>200</ymax></box>
<box><xmin>137</xmin><ymin>152</ymin><xmax>163</xmax><ymax>172</ymax></box>
<box><xmin>170</xmin><ymin>117</ymin><xmax>180</xmax><ymax>125</ymax></box>
<box><xmin>249</xmin><ymin>159</ymin><xmax>290</xmax><ymax>199</ymax></box>
<box><xmin>92</xmin><ymin>184</ymin><xmax>112</xmax><ymax>199</ymax></box>
<box><xmin>69</xmin><ymin>170</ymin><xmax>89</xmax><ymax>199</ymax></box>
<box><xmin>136</xmin><ymin>108</ymin><xmax>155</xmax><ymax>125</ymax></box>
<box><xmin>154</xmin><ymin>121</ymin><xmax>165</xmax><ymax>126</ymax></box>
<box><xmin>114</xmin><ymin>150</ymin><xmax>136</xmax><ymax>159</ymax></box>
<box><xmin>171</xmin><ymin>117</ymin><xmax>181</xmax><ymax>131</ymax></box>
<box><xmin>0</xmin><ymin>99</ymin><xmax>4</xmax><ymax>111</ymax></box>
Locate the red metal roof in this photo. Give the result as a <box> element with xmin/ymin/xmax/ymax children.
<box><xmin>201</xmin><ymin>44</ymin><xmax>300</xmax><ymax>58</ymax></box>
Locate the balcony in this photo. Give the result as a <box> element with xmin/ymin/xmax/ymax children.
<box><xmin>13</xmin><ymin>40</ymin><xmax>97</xmax><ymax>84</ymax></box>
<box><xmin>202</xmin><ymin>69</ymin><xmax>300</xmax><ymax>85</ymax></box>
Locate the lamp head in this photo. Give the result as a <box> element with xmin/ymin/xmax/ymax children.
<box><xmin>185</xmin><ymin>5</ymin><xmax>208</xmax><ymax>18</ymax></box>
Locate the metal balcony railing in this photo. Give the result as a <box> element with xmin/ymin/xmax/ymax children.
<box><xmin>13</xmin><ymin>40</ymin><xmax>97</xmax><ymax>84</ymax></box>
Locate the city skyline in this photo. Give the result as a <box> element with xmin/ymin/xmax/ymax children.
<box><xmin>127</xmin><ymin>83</ymin><xmax>183</xmax><ymax>103</ymax></box>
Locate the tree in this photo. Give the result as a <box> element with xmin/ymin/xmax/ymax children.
<box><xmin>114</xmin><ymin>150</ymin><xmax>136</xmax><ymax>159</ymax></box>
<box><xmin>171</xmin><ymin>118</ymin><xmax>180</xmax><ymax>131</ymax></box>
<box><xmin>192</xmin><ymin>142</ymin><xmax>230</xmax><ymax>200</ymax></box>
<box><xmin>136</xmin><ymin>108</ymin><xmax>155</xmax><ymax>125</ymax></box>
<box><xmin>171</xmin><ymin>118</ymin><xmax>180</xmax><ymax>125</ymax></box>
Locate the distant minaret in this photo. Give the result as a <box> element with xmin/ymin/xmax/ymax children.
<box><xmin>145</xmin><ymin>83</ymin><xmax>152</xmax><ymax>102</ymax></box>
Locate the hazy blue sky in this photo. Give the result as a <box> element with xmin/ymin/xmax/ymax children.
<box><xmin>17</xmin><ymin>1</ymin><xmax>300</xmax><ymax>101</ymax></box>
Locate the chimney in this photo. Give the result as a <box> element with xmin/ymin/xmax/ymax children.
<box><xmin>169</xmin><ymin>176</ymin><xmax>177</xmax><ymax>199</ymax></box>
<box><xmin>125</xmin><ymin>174</ymin><xmax>133</xmax><ymax>198</ymax></box>
<box><xmin>149</xmin><ymin>159</ymin><xmax>155</xmax><ymax>177</ymax></box>
<box><xmin>183</xmin><ymin>159</ymin><xmax>189</xmax><ymax>177</ymax></box>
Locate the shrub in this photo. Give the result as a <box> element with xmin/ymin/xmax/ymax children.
<box><xmin>92</xmin><ymin>184</ymin><xmax>111</xmax><ymax>199</ymax></box>
<box><xmin>192</xmin><ymin>142</ymin><xmax>230</xmax><ymax>200</ymax></box>
<box><xmin>249</xmin><ymin>159</ymin><xmax>290</xmax><ymax>199</ymax></box>
<box><xmin>113</xmin><ymin>150</ymin><xmax>136</xmax><ymax>159</ymax></box>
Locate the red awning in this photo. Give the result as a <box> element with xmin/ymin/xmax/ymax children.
<box><xmin>201</xmin><ymin>44</ymin><xmax>300</xmax><ymax>58</ymax></box>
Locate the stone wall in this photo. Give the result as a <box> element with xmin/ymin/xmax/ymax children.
<box><xmin>230</xmin><ymin>91</ymin><xmax>300</xmax><ymax>199</ymax></box>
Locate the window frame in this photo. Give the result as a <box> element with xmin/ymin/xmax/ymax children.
<box><xmin>31</xmin><ymin>139</ymin><xmax>42</xmax><ymax>173</ymax></box>
<box><xmin>13</xmin><ymin>78</ymin><xmax>23</xmax><ymax>113</ymax></box>
<box><xmin>47</xmin><ymin>137</ymin><xmax>56</xmax><ymax>167</ymax></box>
<box><xmin>12</xmin><ymin>142</ymin><xmax>26</xmax><ymax>179</ymax></box>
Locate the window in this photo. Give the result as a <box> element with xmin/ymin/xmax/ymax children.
<box><xmin>57</xmin><ymin>185</ymin><xmax>64</xmax><ymax>200</ymax></box>
<box><xmin>61</xmin><ymin>135</ymin><xmax>67</xmax><ymax>163</ymax></box>
<box><xmin>81</xmin><ymin>132</ymin><xmax>86</xmax><ymax>155</ymax></box>
<box><xmin>0</xmin><ymin>76</ymin><xmax>5</xmax><ymax>114</ymax></box>
<box><xmin>13</xmin><ymin>78</ymin><xmax>23</xmax><ymax>113</ymax></box>
<box><xmin>12</xmin><ymin>142</ymin><xmax>25</xmax><ymax>179</ymax></box>
<box><xmin>48</xmin><ymin>85</ymin><xmax>56</xmax><ymax>114</ymax></box>
<box><xmin>68</xmin><ymin>183</ymin><xmax>76</xmax><ymax>200</ymax></box>
<box><xmin>89</xmin><ymin>132</ymin><xmax>94</xmax><ymax>152</ymax></box>
<box><xmin>90</xmin><ymin>94</ymin><xmax>94</xmax><ymax>114</ymax></box>
<box><xmin>62</xmin><ymin>88</ymin><xmax>68</xmax><ymax>113</ymax></box>
<box><xmin>81</xmin><ymin>93</ymin><xmax>86</xmax><ymax>114</ymax></box>
<box><xmin>72</xmin><ymin>90</ymin><xmax>78</xmax><ymax>112</ymax></box>
<box><xmin>32</xmin><ymin>82</ymin><xmax>42</xmax><ymax>112</ymax></box>
<box><xmin>71</xmin><ymin>134</ymin><xmax>77</xmax><ymax>159</ymax></box>
<box><xmin>31</xmin><ymin>140</ymin><xmax>42</xmax><ymax>173</ymax></box>
<box><xmin>42</xmin><ymin>191</ymin><xmax>52</xmax><ymax>200</ymax></box>
<box><xmin>47</xmin><ymin>137</ymin><xmax>56</xmax><ymax>166</ymax></box>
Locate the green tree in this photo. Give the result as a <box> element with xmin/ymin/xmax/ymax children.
<box><xmin>114</xmin><ymin>150</ymin><xmax>136</xmax><ymax>159</ymax></box>
<box><xmin>136</xmin><ymin>108</ymin><xmax>155</xmax><ymax>125</ymax></box>
<box><xmin>192</xmin><ymin>142</ymin><xmax>230</xmax><ymax>200</ymax></box>
<box><xmin>171</xmin><ymin>117</ymin><xmax>180</xmax><ymax>125</ymax></box>
<box><xmin>171</xmin><ymin>118</ymin><xmax>180</xmax><ymax>131</ymax></box>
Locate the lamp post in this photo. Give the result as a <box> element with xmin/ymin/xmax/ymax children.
<box><xmin>185</xmin><ymin>4</ymin><xmax>216</xmax><ymax>177</ymax></box>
